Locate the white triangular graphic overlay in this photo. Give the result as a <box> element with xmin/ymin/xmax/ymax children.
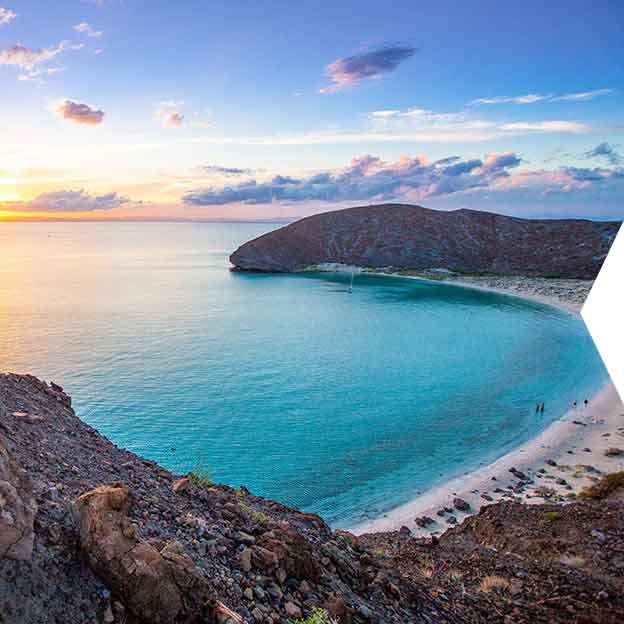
<box><xmin>582</xmin><ymin>226</ymin><xmax>624</xmax><ymax>398</ymax></box>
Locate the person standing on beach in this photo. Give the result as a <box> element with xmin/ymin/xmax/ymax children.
<box><xmin>573</xmin><ymin>400</ymin><xmax>577</xmax><ymax>409</ymax></box>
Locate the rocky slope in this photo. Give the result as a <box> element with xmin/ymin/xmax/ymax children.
<box><xmin>229</xmin><ymin>204</ymin><xmax>620</xmax><ymax>279</ymax></box>
<box><xmin>362</xmin><ymin>500</ymin><xmax>624</xmax><ymax>623</ymax></box>
<box><xmin>2</xmin><ymin>373</ymin><xmax>623</xmax><ymax>623</ymax></box>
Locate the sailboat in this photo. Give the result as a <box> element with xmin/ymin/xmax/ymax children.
<box><xmin>347</xmin><ymin>268</ymin><xmax>355</xmax><ymax>293</ymax></box>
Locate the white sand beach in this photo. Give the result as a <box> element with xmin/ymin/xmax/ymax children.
<box><xmin>354</xmin><ymin>381</ymin><xmax>623</xmax><ymax>536</ymax></box>
<box><xmin>349</xmin><ymin>273</ymin><xmax>624</xmax><ymax>537</ymax></box>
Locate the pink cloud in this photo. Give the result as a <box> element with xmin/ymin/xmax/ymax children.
<box><xmin>53</xmin><ymin>99</ymin><xmax>105</xmax><ymax>126</ymax></box>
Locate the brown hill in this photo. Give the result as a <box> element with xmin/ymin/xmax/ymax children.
<box><xmin>229</xmin><ymin>205</ymin><xmax>620</xmax><ymax>279</ymax></box>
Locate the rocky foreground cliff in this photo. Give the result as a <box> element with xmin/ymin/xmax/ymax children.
<box><xmin>229</xmin><ymin>205</ymin><xmax>620</xmax><ymax>279</ymax></box>
<box><xmin>2</xmin><ymin>373</ymin><xmax>624</xmax><ymax>623</ymax></box>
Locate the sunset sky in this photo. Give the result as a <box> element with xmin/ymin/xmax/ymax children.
<box><xmin>1</xmin><ymin>0</ymin><xmax>623</xmax><ymax>221</ymax></box>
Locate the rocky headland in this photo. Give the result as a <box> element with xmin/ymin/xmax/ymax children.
<box><xmin>2</xmin><ymin>373</ymin><xmax>624</xmax><ymax>623</ymax></box>
<box><xmin>229</xmin><ymin>204</ymin><xmax>620</xmax><ymax>279</ymax></box>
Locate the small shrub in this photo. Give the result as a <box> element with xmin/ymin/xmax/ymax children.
<box><xmin>479</xmin><ymin>575</ymin><xmax>510</xmax><ymax>593</ymax></box>
<box><xmin>447</xmin><ymin>569</ymin><xmax>464</xmax><ymax>583</ymax></box>
<box><xmin>235</xmin><ymin>487</ymin><xmax>247</xmax><ymax>498</ymax></box>
<box><xmin>415</xmin><ymin>553</ymin><xmax>435</xmax><ymax>578</ymax></box>
<box><xmin>605</xmin><ymin>447</ymin><xmax>624</xmax><ymax>457</ymax></box>
<box><xmin>188</xmin><ymin>459</ymin><xmax>213</xmax><ymax>486</ymax></box>
<box><xmin>288</xmin><ymin>608</ymin><xmax>338</xmax><ymax>624</ymax></box>
<box><xmin>579</xmin><ymin>472</ymin><xmax>624</xmax><ymax>500</ymax></box>
<box><xmin>543</xmin><ymin>511</ymin><xmax>562</xmax><ymax>521</ymax></box>
<box><xmin>239</xmin><ymin>502</ymin><xmax>268</xmax><ymax>525</ymax></box>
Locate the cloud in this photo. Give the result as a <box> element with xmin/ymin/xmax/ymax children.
<box><xmin>369</xmin><ymin>107</ymin><xmax>478</xmax><ymax>127</ymax></box>
<box><xmin>189</xmin><ymin>104</ymin><xmax>589</xmax><ymax>148</ymax></box>
<box><xmin>319</xmin><ymin>44</ymin><xmax>416</xmax><ymax>93</ymax></box>
<box><xmin>159</xmin><ymin>111</ymin><xmax>184</xmax><ymax>128</ymax></box>
<box><xmin>364</xmin><ymin>107</ymin><xmax>589</xmax><ymax>140</ymax></box>
<box><xmin>470</xmin><ymin>94</ymin><xmax>551</xmax><ymax>106</ymax></box>
<box><xmin>370</xmin><ymin>110</ymin><xmax>402</xmax><ymax>118</ymax></box>
<box><xmin>508</xmin><ymin>166</ymin><xmax>624</xmax><ymax>195</ymax></box>
<box><xmin>73</xmin><ymin>22</ymin><xmax>103</xmax><ymax>38</ymax></box>
<box><xmin>0</xmin><ymin>40</ymin><xmax>83</xmax><ymax>71</ymax></box>
<box><xmin>469</xmin><ymin>88</ymin><xmax>612</xmax><ymax>106</ymax></box>
<box><xmin>7</xmin><ymin>190</ymin><xmax>129</xmax><ymax>212</ymax></box>
<box><xmin>183</xmin><ymin>152</ymin><xmax>523</xmax><ymax>206</ymax></box>
<box><xmin>153</xmin><ymin>101</ymin><xmax>186</xmax><ymax>128</ymax></box>
<box><xmin>585</xmin><ymin>142</ymin><xmax>622</xmax><ymax>165</ymax></box>
<box><xmin>552</xmin><ymin>89</ymin><xmax>613</xmax><ymax>102</ymax></box>
<box><xmin>53</xmin><ymin>99</ymin><xmax>105</xmax><ymax>125</ymax></box>
<box><xmin>182</xmin><ymin>151</ymin><xmax>624</xmax><ymax>207</ymax></box>
<box><xmin>498</xmin><ymin>121</ymin><xmax>589</xmax><ymax>133</ymax></box>
<box><xmin>563</xmin><ymin>166</ymin><xmax>623</xmax><ymax>183</ymax></box>
<box><xmin>158</xmin><ymin>100</ymin><xmax>184</xmax><ymax>108</ymax></box>
<box><xmin>190</xmin><ymin>120</ymin><xmax>213</xmax><ymax>129</ymax></box>
<box><xmin>18</xmin><ymin>66</ymin><xmax>65</xmax><ymax>83</ymax></box>
<box><xmin>370</xmin><ymin>107</ymin><xmax>589</xmax><ymax>135</ymax></box>
<box><xmin>481</xmin><ymin>152</ymin><xmax>522</xmax><ymax>171</ymax></box>
<box><xmin>0</xmin><ymin>7</ymin><xmax>16</xmax><ymax>26</ymax></box>
<box><xmin>202</xmin><ymin>165</ymin><xmax>253</xmax><ymax>176</ymax></box>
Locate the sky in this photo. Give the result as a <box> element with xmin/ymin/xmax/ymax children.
<box><xmin>0</xmin><ymin>0</ymin><xmax>623</xmax><ymax>221</ymax></box>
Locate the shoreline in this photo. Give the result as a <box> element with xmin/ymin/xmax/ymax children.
<box><xmin>353</xmin><ymin>381</ymin><xmax>622</xmax><ymax>536</ymax></box>
<box><xmin>305</xmin><ymin>263</ymin><xmax>591</xmax><ymax>314</ymax></box>
<box><xmin>302</xmin><ymin>265</ymin><xmax>622</xmax><ymax>536</ymax></box>
<box><xmin>430</xmin><ymin>276</ymin><xmax>582</xmax><ymax>314</ymax></box>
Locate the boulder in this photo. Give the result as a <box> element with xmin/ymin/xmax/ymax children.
<box><xmin>172</xmin><ymin>477</ymin><xmax>191</xmax><ymax>493</ymax></box>
<box><xmin>11</xmin><ymin>411</ymin><xmax>44</xmax><ymax>424</ymax></box>
<box><xmin>284</xmin><ymin>601</ymin><xmax>302</xmax><ymax>619</ymax></box>
<box><xmin>605</xmin><ymin>448</ymin><xmax>624</xmax><ymax>457</ymax></box>
<box><xmin>324</xmin><ymin>595</ymin><xmax>348</xmax><ymax>620</ymax></box>
<box><xmin>0</xmin><ymin>435</ymin><xmax>37</xmax><ymax>561</ymax></box>
<box><xmin>415</xmin><ymin>516</ymin><xmax>434</xmax><ymax>528</ymax></box>
<box><xmin>453</xmin><ymin>498</ymin><xmax>470</xmax><ymax>512</ymax></box>
<box><xmin>256</xmin><ymin>524</ymin><xmax>321</xmax><ymax>581</ymax></box>
<box><xmin>509</xmin><ymin>467</ymin><xmax>528</xmax><ymax>480</ymax></box>
<box><xmin>71</xmin><ymin>483</ymin><xmax>217</xmax><ymax>624</ymax></box>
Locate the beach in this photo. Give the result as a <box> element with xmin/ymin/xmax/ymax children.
<box><xmin>351</xmin><ymin>272</ymin><xmax>624</xmax><ymax>536</ymax></box>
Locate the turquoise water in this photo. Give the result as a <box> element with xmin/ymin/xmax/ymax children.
<box><xmin>0</xmin><ymin>222</ymin><xmax>608</xmax><ymax>527</ymax></box>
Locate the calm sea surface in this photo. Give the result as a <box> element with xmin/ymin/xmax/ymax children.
<box><xmin>0</xmin><ymin>222</ymin><xmax>608</xmax><ymax>526</ymax></box>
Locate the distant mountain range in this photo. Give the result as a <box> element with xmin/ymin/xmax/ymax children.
<box><xmin>230</xmin><ymin>204</ymin><xmax>621</xmax><ymax>279</ymax></box>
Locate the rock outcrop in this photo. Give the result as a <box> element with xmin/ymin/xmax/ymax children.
<box><xmin>71</xmin><ymin>484</ymin><xmax>217</xmax><ymax>624</ymax></box>
<box><xmin>0</xmin><ymin>428</ymin><xmax>37</xmax><ymax>562</ymax></box>
<box><xmin>229</xmin><ymin>204</ymin><xmax>620</xmax><ymax>278</ymax></box>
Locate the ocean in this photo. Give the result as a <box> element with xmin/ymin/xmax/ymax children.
<box><xmin>0</xmin><ymin>221</ymin><xmax>608</xmax><ymax>527</ymax></box>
